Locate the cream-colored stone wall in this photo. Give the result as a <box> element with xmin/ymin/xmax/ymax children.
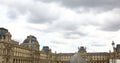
<box><xmin>0</xmin><ymin>56</ymin><xmax>4</xmax><ymax>63</ymax></box>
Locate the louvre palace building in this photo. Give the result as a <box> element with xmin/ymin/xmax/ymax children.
<box><xmin>0</xmin><ymin>27</ymin><xmax>120</xmax><ymax>63</ymax></box>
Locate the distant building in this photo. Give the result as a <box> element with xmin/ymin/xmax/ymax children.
<box><xmin>0</xmin><ymin>28</ymin><xmax>120</xmax><ymax>63</ymax></box>
<box><xmin>116</xmin><ymin>44</ymin><xmax>120</xmax><ymax>52</ymax></box>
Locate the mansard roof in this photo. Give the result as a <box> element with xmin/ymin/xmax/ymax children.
<box><xmin>0</xmin><ymin>28</ymin><xmax>8</xmax><ymax>35</ymax></box>
<box><xmin>23</xmin><ymin>35</ymin><xmax>38</xmax><ymax>43</ymax></box>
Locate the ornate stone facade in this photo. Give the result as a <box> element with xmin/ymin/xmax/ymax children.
<box><xmin>0</xmin><ymin>28</ymin><xmax>120</xmax><ymax>63</ymax></box>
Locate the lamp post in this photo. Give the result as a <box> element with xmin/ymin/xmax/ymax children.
<box><xmin>112</xmin><ymin>41</ymin><xmax>115</xmax><ymax>52</ymax></box>
<box><xmin>112</xmin><ymin>41</ymin><xmax>115</xmax><ymax>63</ymax></box>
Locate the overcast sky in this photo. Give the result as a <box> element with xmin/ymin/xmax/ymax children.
<box><xmin>0</xmin><ymin>0</ymin><xmax>120</xmax><ymax>53</ymax></box>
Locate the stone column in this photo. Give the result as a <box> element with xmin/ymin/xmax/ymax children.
<box><xmin>17</xmin><ymin>59</ymin><xmax>19</xmax><ymax>63</ymax></box>
<box><xmin>14</xmin><ymin>59</ymin><xmax>16</xmax><ymax>63</ymax></box>
<box><xmin>20</xmin><ymin>59</ymin><xmax>21</xmax><ymax>63</ymax></box>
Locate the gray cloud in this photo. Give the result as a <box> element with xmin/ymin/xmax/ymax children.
<box><xmin>49</xmin><ymin>21</ymin><xmax>88</xmax><ymax>39</ymax></box>
<box><xmin>101</xmin><ymin>21</ymin><xmax>120</xmax><ymax>31</ymax></box>
<box><xmin>3</xmin><ymin>0</ymin><xmax>59</xmax><ymax>24</ymax></box>
<box><xmin>64</xmin><ymin>31</ymin><xmax>87</xmax><ymax>39</ymax></box>
<box><xmin>28</xmin><ymin>12</ymin><xmax>57</xmax><ymax>24</ymax></box>
<box><xmin>40</xmin><ymin>0</ymin><xmax>120</xmax><ymax>9</ymax></box>
<box><xmin>51</xmin><ymin>40</ymin><xmax>67</xmax><ymax>45</ymax></box>
<box><xmin>25</xmin><ymin>26</ymin><xmax>44</xmax><ymax>32</ymax></box>
<box><xmin>7</xmin><ymin>10</ymin><xmax>18</xmax><ymax>19</ymax></box>
<box><xmin>91</xmin><ymin>42</ymin><xmax>106</xmax><ymax>47</ymax></box>
<box><xmin>91</xmin><ymin>44</ymin><xmax>106</xmax><ymax>47</ymax></box>
<box><xmin>51</xmin><ymin>21</ymin><xmax>80</xmax><ymax>31</ymax></box>
<box><xmin>101</xmin><ymin>10</ymin><xmax>120</xmax><ymax>31</ymax></box>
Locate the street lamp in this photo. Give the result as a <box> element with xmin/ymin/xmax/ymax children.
<box><xmin>112</xmin><ymin>41</ymin><xmax>115</xmax><ymax>52</ymax></box>
<box><xmin>111</xmin><ymin>41</ymin><xmax>115</xmax><ymax>63</ymax></box>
